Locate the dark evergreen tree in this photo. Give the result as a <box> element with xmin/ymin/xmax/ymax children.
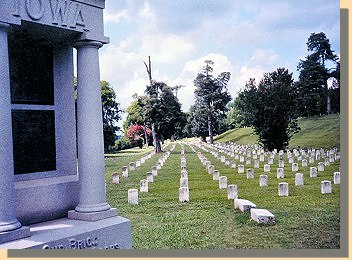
<box><xmin>296</xmin><ymin>32</ymin><xmax>339</xmax><ymax>116</ymax></box>
<box><xmin>237</xmin><ymin>68</ymin><xmax>299</xmax><ymax>151</ymax></box>
<box><xmin>101</xmin><ymin>80</ymin><xmax>122</xmax><ymax>152</ymax></box>
<box><xmin>193</xmin><ymin>60</ymin><xmax>232</xmax><ymax>143</ymax></box>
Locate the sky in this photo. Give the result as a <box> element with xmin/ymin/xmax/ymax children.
<box><xmin>99</xmin><ymin>0</ymin><xmax>340</xmax><ymax>127</ymax></box>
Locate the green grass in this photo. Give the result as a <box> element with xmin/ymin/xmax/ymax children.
<box><xmin>214</xmin><ymin>114</ymin><xmax>340</xmax><ymax>149</ymax></box>
<box><xmin>105</xmin><ymin>137</ymin><xmax>340</xmax><ymax>248</ymax></box>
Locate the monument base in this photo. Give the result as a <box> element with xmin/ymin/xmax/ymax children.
<box><xmin>0</xmin><ymin>216</ymin><xmax>132</xmax><ymax>249</ymax></box>
<box><xmin>0</xmin><ymin>226</ymin><xmax>30</xmax><ymax>244</ymax></box>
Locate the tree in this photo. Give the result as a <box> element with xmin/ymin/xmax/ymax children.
<box><xmin>143</xmin><ymin>56</ymin><xmax>184</xmax><ymax>153</ymax></box>
<box><xmin>193</xmin><ymin>60</ymin><xmax>232</xmax><ymax>144</ymax></box>
<box><xmin>143</xmin><ymin>81</ymin><xmax>183</xmax><ymax>149</ymax></box>
<box><xmin>126</xmin><ymin>125</ymin><xmax>151</xmax><ymax>148</ymax></box>
<box><xmin>123</xmin><ymin>95</ymin><xmax>150</xmax><ymax>147</ymax></box>
<box><xmin>237</xmin><ymin>68</ymin><xmax>299</xmax><ymax>151</ymax></box>
<box><xmin>189</xmin><ymin>99</ymin><xmax>209</xmax><ymax>142</ymax></box>
<box><xmin>101</xmin><ymin>80</ymin><xmax>122</xmax><ymax>152</ymax></box>
<box><xmin>297</xmin><ymin>32</ymin><xmax>339</xmax><ymax>116</ymax></box>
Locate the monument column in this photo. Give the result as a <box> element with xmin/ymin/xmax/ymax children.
<box><xmin>0</xmin><ymin>22</ymin><xmax>30</xmax><ymax>241</ymax></box>
<box><xmin>68</xmin><ymin>40</ymin><xmax>117</xmax><ymax>221</ymax></box>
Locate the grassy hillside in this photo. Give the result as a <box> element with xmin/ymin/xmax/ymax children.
<box><xmin>214</xmin><ymin>114</ymin><xmax>340</xmax><ymax>149</ymax></box>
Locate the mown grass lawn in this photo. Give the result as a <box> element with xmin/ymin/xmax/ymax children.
<box><xmin>214</xmin><ymin>114</ymin><xmax>340</xmax><ymax>149</ymax></box>
<box><xmin>105</xmin><ymin>140</ymin><xmax>340</xmax><ymax>249</ymax></box>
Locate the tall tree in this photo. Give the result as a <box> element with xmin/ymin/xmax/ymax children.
<box><xmin>143</xmin><ymin>56</ymin><xmax>183</xmax><ymax>152</ymax></box>
<box><xmin>237</xmin><ymin>68</ymin><xmax>299</xmax><ymax>151</ymax></box>
<box><xmin>193</xmin><ymin>60</ymin><xmax>232</xmax><ymax>144</ymax></box>
<box><xmin>297</xmin><ymin>32</ymin><xmax>339</xmax><ymax>116</ymax></box>
<box><xmin>101</xmin><ymin>80</ymin><xmax>122</xmax><ymax>152</ymax></box>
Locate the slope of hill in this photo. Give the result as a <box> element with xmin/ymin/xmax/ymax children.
<box><xmin>214</xmin><ymin>114</ymin><xmax>340</xmax><ymax>149</ymax></box>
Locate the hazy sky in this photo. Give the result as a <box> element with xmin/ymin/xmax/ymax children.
<box><xmin>99</xmin><ymin>0</ymin><xmax>340</xmax><ymax>126</ymax></box>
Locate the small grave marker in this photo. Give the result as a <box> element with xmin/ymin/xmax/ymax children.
<box><xmin>250</xmin><ymin>209</ymin><xmax>275</xmax><ymax>224</ymax></box>
<box><xmin>234</xmin><ymin>199</ymin><xmax>256</xmax><ymax>212</ymax></box>
<box><xmin>112</xmin><ymin>173</ymin><xmax>119</xmax><ymax>184</ymax></box>
<box><xmin>295</xmin><ymin>173</ymin><xmax>304</xmax><ymax>186</ymax></box>
<box><xmin>140</xmin><ymin>180</ymin><xmax>148</xmax><ymax>192</ymax></box>
<box><xmin>227</xmin><ymin>185</ymin><xmax>238</xmax><ymax>199</ymax></box>
<box><xmin>334</xmin><ymin>172</ymin><xmax>340</xmax><ymax>184</ymax></box>
<box><xmin>128</xmin><ymin>189</ymin><xmax>138</xmax><ymax>205</ymax></box>
<box><xmin>179</xmin><ymin>187</ymin><xmax>189</xmax><ymax>202</ymax></box>
<box><xmin>321</xmin><ymin>180</ymin><xmax>332</xmax><ymax>194</ymax></box>
<box><xmin>219</xmin><ymin>176</ymin><xmax>227</xmax><ymax>189</ymax></box>
<box><xmin>278</xmin><ymin>182</ymin><xmax>289</xmax><ymax>196</ymax></box>
<box><xmin>259</xmin><ymin>174</ymin><xmax>268</xmax><ymax>187</ymax></box>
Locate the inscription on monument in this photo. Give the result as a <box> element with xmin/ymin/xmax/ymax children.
<box><xmin>13</xmin><ymin>0</ymin><xmax>86</xmax><ymax>29</ymax></box>
<box><xmin>42</xmin><ymin>237</ymin><xmax>120</xmax><ymax>249</ymax></box>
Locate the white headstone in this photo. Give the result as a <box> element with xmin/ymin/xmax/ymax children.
<box><xmin>324</xmin><ymin>158</ymin><xmax>330</xmax><ymax>166</ymax></box>
<box><xmin>179</xmin><ymin>187</ymin><xmax>189</xmax><ymax>202</ymax></box>
<box><xmin>268</xmin><ymin>158</ymin><xmax>274</xmax><ymax>165</ymax></box>
<box><xmin>301</xmin><ymin>159</ymin><xmax>307</xmax><ymax>167</ymax></box>
<box><xmin>219</xmin><ymin>176</ymin><xmax>227</xmax><ymax>189</ymax></box>
<box><xmin>128</xmin><ymin>189</ymin><xmax>138</xmax><ymax>205</ymax></box>
<box><xmin>309</xmin><ymin>156</ymin><xmax>314</xmax><ymax>164</ymax></box>
<box><xmin>208</xmin><ymin>165</ymin><xmax>214</xmax><ymax>174</ymax></box>
<box><xmin>136</xmin><ymin>160</ymin><xmax>141</xmax><ymax>167</ymax></box>
<box><xmin>291</xmin><ymin>163</ymin><xmax>298</xmax><ymax>172</ymax></box>
<box><xmin>321</xmin><ymin>180</ymin><xmax>332</xmax><ymax>194</ymax></box>
<box><xmin>129</xmin><ymin>162</ymin><xmax>135</xmax><ymax>172</ymax></box>
<box><xmin>334</xmin><ymin>172</ymin><xmax>340</xmax><ymax>184</ymax></box>
<box><xmin>295</xmin><ymin>173</ymin><xmax>304</xmax><ymax>186</ymax></box>
<box><xmin>259</xmin><ymin>174</ymin><xmax>268</xmax><ymax>187</ymax></box>
<box><xmin>317</xmin><ymin>162</ymin><xmax>325</xmax><ymax>171</ymax></box>
<box><xmin>246</xmin><ymin>157</ymin><xmax>251</xmax><ymax>165</ymax></box>
<box><xmin>288</xmin><ymin>157</ymin><xmax>294</xmax><ymax>164</ymax></box>
<box><xmin>230</xmin><ymin>162</ymin><xmax>236</xmax><ymax>169</ymax></box>
<box><xmin>140</xmin><ymin>180</ymin><xmax>148</xmax><ymax>192</ymax></box>
<box><xmin>246</xmin><ymin>168</ymin><xmax>254</xmax><ymax>179</ymax></box>
<box><xmin>122</xmin><ymin>166</ymin><xmax>128</xmax><ymax>178</ymax></box>
<box><xmin>239</xmin><ymin>156</ymin><xmax>244</xmax><ymax>162</ymax></box>
<box><xmin>278</xmin><ymin>182</ymin><xmax>289</xmax><ymax>196</ymax></box>
<box><xmin>112</xmin><ymin>173</ymin><xmax>119</xmax><ymax>184</ymax></box>
<box><xmin>238</xmin><ymin>165</ymin><xmax>245</xmax><ymax>174</ymax></box>
<box><xmin>227</xmin><ymin>184</ymin><xmax>238</xmax><ymax>199</ymax></box>
<box><xmin>250</xmin><ymin>208</ymin><xmax>275</xmax><ymax>224</ymax></box>
<box><xmin>259</xmin><ymin>154</ymin><xmax>265</xmax><ymax>162</ymax></box>
<box><xmin>180</xmin><ymin>177</ymin><xmax>188</xmax><ymax>188</ymax></box>
<box><xmin>234</xmin><ymin>199</ymin><xmax>256</xmax><ymax>212</ymax></box>
<box><xmin>146</xmin><ymin>172</ymin><xmax>153</xmax><ymax>183</ymax></box>
<box><xmin>263</xmin><ymin>164</ymin><xmax>270</xmax><ymax>172</ymax></box>
<box><xmin>278</xmin><ymin>159</ymin><xmax>284</xmax><ymax>168</ymax></box>
<box><xmin>310</xmin><ymin>167</ymin><xmax>318</xmax><ymax>177</ymax></box>
<box><xmin>180</xmin><ymin>170</ymin><xmax>188</xmax><ymax>179</ymax></box>
<box><xmin>254</xmin><ymin>160</ymin><xmax>259</xmax><ymax>168</ymax></box>
<box><xmin>152</xmin><ymin>166</ymin><xmax>158</xmax><ymax>176</ymax></box>
<box><xmin>276</xmin><ymin>168</ymin><xmax>284</xmax><ymax>179</ymax></box>
<box><xmin>213</xmin><ymin>170</ymin><xmax>220</xmax><ymax>180</ymax></box>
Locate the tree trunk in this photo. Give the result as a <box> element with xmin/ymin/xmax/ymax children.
<box><xmin>151</xmin><ymin>122</ymin><xmax>161</xmax><ymax>153</ymax></box>
<box><xmin>208</xmin><ymin>113</ymin><xmax>213</xmax><ymax>144</ymax></box>
<box><xmin>327</xmin><ymin>95</ymin><xmax>331</xmax><ymax>115</ymax></box>
<box><xmin>143</xmin><ymin>124</ymin><xmax>149</xmax><ymax>148</ymax></box>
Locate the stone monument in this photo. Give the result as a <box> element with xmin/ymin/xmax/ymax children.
<box><xmin>0</xmin><ymin>0</ymin><xmax>131</xmax><ymax>249</ymax></box>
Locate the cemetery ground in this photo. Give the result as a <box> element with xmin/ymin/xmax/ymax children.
<box><xmin>105</xmin><ymin>115</ymin><xmax>340</xmax><ymax>249</ymax></box>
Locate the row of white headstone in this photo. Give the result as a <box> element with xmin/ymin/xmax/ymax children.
<box><xmin>128</xmin><ymin>144</ymin><xmax>176</xmax><ymax>205</ymax></box>
<box><xmin>179</xmin><ymin>144</ymin><xmax>190</xmax><ymax>202</ymax></box>
<box><xmin>197</xmin><ymin>142</ymin><xmax>340</xmax><ymax>170</ymax></box>
<box><xmin>193</xmin><ymin>141</ymin><xmax>340</xmax><ymax>191</ymax></box>
<box><xmin>188</xmin><ymin>143</ymin><xmax>275</xmax><ymax>224</ymax></box>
